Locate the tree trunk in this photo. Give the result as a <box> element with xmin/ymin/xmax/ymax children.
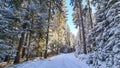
<box><xmin>57</xmin><ymin>21</ymin><xmax>60</xmax><ymax>54</ymax></box>
<box><xmin>22</xmin><ymin>48</ymin><xmax>26</xmax><ymax>58</ymax></box>
<box><xmin>22</xmin><ymin>32</ymin><xmax>28</xmax><ymax>58</ymax></box>
<box><xmin>26</xmin><ymin>31</ymin><xmax>31</xmax><ymax>61</ymax></box>
<box><xmin>14</xmin><ymin>20</ymin><xmax>29</xmax><ymax>63</ymax></box>
<box><xmin>87</xmin><ymin>0</ymin><xmax>93</xmax><ymax>29</ymax></box>
<box><xmin>14</xmin><ymin>32</ymin><xmax>25</xmax><ymax>64</ymax></box>
<box><xmin>78</xmin><ymin>1</ymin><xmax>87</xmax><ymax>54</ymax></box>
<box><xmin>44</xmin><ymin>0</ymin><xmax>51</xmax><ymax>58</ymax></box>
<box><xmin>78</xmin><ymin>24</ymin><xmax>83</xmax><ymax>48</ymax></box>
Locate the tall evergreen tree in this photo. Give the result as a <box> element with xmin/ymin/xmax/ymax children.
<box><xmin>87</xmin><ymin>0</ymin><xmax>120</xmax><ymax>68</ymax></box>
<box><xmin>71</xmin><ymin>0</ymin><xmax>87</xmax><ymax>54</ymax></box>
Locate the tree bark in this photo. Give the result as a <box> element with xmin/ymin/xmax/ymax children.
<box><xmin>14</xmin><ymin>18</ymin><xmax>29</xmax><ymax>63</ymax></box>
<box><xmin>78</xmin><ymin>25</ymin><xmax>83</xmax><ymax>49</ymax></box>
<box><xmin>14</xmin><ymin>32</ymin><xmax>25</xmax><ymax>64</ymax></box>
<box><xmin>26</xmin><ymin>31</ymin><xmax>31</xmax><ymax>61</ymax></box>
<box><xmin>87</xmin><ymin>0</ymin><xmax>93</xmax><ymax>29</ymax></box>
<box><xmin>78</xmin><ymin>0</ymin><xmax>87</xmax><ymax>54</ymax></box>
<box><xmin>44</xmin><ymin>0</ymin><xmax>51</xmax><ymax>58</ymax></box>
<box><xmin>22</xmin><ymin>32</ymin><xmax>28</xmax><ymax>58</ymax></box>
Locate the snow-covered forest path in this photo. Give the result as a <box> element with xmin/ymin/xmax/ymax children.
<box><xmin>8</xmin><ymin>53</ymin><xmax>91</xmax><ymax>68</ymax></box>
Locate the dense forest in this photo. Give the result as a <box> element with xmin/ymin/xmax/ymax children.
<box><xmin>0</xmin><ymin>0</ymin><xmax>74</xmax><ymax>66</ymax></box>
<box><xmin>0</xmin><ymin>0</ymin><xmax>120</xmax><ymax>68</ymax></box>
<box><xmin>73</xmin><ymin>0</ymin><xmax>120</xmax><ymax>68</ymax></box>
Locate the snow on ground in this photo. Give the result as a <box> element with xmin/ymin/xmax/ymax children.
<box><xmin>6</xmin><ymin>53</ymin><xmax>92</xmax><ymax>68</ymax></box>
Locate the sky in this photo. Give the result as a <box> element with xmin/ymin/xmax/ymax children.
<box><xmin>66</xmin><ymin>0</ymin><xmax>95</xmax><ymax>36</ymax></box>
<box><xmin>66</xmin><ymin>0</ymin><xmax>78</xmax><ymax>36</ymax></box>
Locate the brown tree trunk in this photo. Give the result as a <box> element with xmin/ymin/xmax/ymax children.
<box><xmin>78</xmin><ymin>24</ymin><xmax>83</xmax><ymax>50</ymax></box>
<box><xmin>78</xmin><ymin>23</ymin><xmax>82</xmax><ymax>44</ymax></box>
<box><xmin>57</xmin><ymin>16</ymin><xmax>60</xmax><ymax>54</ymax></box>
<box><xmin>57</xmin><ymin>33</ymin><xmax>60</xmax><ymax>54</ymax></box>
<box><xmin>26</xmin><ymin>31</ymin><xmax>31</xmax><ymax>61</ymax></box>
<box><xmin>22</xmin><ymin>48</ymin><xmax>26</xmax><ymax>58</ymax></box>
<box><xmin>78</xmin><ymin>0</ymin><xmax>87</xmax><ymax>54</ymax></box>
<box><xmin>87</xmin><ymin>0</ymin><xmax>93</xmax><ymax>29</ymax></box>
<box><xmin>22</xmin><ymin>32</ymin><xmax>28</xmax><ymax>58</ymax></box>
<box><xmin>44</xmin><ymin>0</ymin><xmax>51</xmax><ymax>58</ymax></box>
<box><xmin>14</xmin><ymin>32</ymin><xmax>25</xmax><ymax>64</ymax></box>
<box><xmin>14</xmin><ymin>21</ymin><xmax>28</xmax><ymax>63</ymax></box>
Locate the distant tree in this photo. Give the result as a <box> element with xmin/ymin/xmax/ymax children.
<box><xmin>71</xmin><ymin>0</ymin><xmax>87</xmax><ymax>54</ymax></box>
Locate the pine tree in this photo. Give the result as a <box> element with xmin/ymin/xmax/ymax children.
<box><xmin>0</xmin><ymin>0</ymin><xmax>18</xmax><ymax>62</ymax></box>
<box><xmin>71</xmin><ymin>0</ymin><xmax>87</xmax><ymax>54</ymax></box>
<box><xmin>87</xmin><ymin>0</ymin><xmax>120</xmax><ymax>67</ymax></box>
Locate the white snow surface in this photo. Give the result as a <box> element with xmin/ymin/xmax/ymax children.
<box><xmin>7</xmin><ymin>53</ymin><xmax>91</xmax><ymax>68</ymax></box>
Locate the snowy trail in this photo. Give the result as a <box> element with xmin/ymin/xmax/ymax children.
<box><xmin>8</xmin><ymin>53</ymin><xmax>91</xmax><ymax>68</ymax></box>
